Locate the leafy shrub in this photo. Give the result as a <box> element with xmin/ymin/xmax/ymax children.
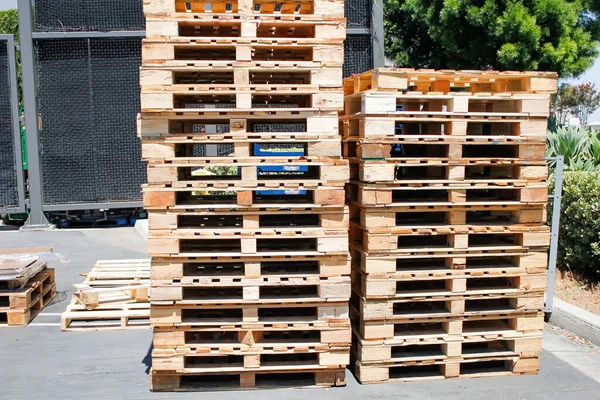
<box><xmin>551</xmin><ymin>171</ymin><xmax>600</xmax><ymax>281</ymax></box>
<box><xmin>547</xmin><ymin>126</ymin><xmax>600</xmax><ymax>171</ymax></box>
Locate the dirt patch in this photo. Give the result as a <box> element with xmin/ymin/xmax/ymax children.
<box><xmin>555</xmin><ymin>270</ymin><xmax>600</xmax><ymax>315</ymax></box>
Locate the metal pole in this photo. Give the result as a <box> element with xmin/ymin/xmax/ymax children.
<box><xmin>545</xmin><ymin>155</ymin><xmax>564</xmax><ymax>316</ymax></box>
<box><xmin>371</xmin><ymin>0</ymin><xmax>385</xmax><ymax>68</ymax></box>
<box><xmin>18</xmin><ymin>0</ymin><xmax>52</xmax><ymax>229</ymax></box>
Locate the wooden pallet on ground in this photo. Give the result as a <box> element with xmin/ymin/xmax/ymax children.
<box><xmin>0</xmin><ymin>267</ymin><xmax>56</xmax><ymax>326</ymax></box>
<box><xmin>352</xmin><ymin>354</ymin><xmax>539</xmax><ymax>383</ymax></box>
<box><xmin>61</xmin><ymin>259</ymin><xmax>152</xmax><ymax>331</ymax></box>
<box><xmin>150</xmin><ymin>368</ymin><xmax>346</xmax><ymax>391</ymax></box>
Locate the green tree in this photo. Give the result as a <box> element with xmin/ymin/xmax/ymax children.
<box><xmin>385</xmin><ymin>0</ymin><xmax>600</xmax><ymax>77</ymax></box>
<box><xmin>552</xmin><ymin>82</ymin><xmax>600</xmax><ymax>125</ymax></box>
<box><xmin>0</xmin><ymin>9</ymin><xmax>21</xmax><ymax>102</ymax></box>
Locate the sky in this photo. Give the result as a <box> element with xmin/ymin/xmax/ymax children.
<box><xmin>566</xmin><ymin>57</ymin><xmax>600</xmax><ymax>124</ymax></box>
<box><xmin>0</xmin><ymin>0</ymin><xmax>17</xmax><ymax>11</ymax></box>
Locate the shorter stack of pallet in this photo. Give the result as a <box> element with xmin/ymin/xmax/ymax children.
<box><xmin>61</xmin><ymin>259</ymin><xmax>150</xmax><ymax>331</ymax></box>
<box><xmin>342</xmin><ymin>69</ymin><xmax>557</xmax><ymax>383</ymax></box>
<box><xmin>0</xmin><ymin>247</ymin><xmax>56</xmax><ymax>326</ymax></box>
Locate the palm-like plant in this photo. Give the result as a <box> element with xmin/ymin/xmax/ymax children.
<box><xmin>547</xmin><ymin>126</ymin><xmax>600</xmax><ymax>171</ymax></box>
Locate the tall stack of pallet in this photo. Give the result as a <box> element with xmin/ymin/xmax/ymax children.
<box><xmin>139</xmin><ymin>0</ymin><xmax>350</xmax><ymax>391</ymax></box>
<box><xmin>342</xmin><ymin>69</ymin><xmax>557</xmax><ymax>383</ymax></box>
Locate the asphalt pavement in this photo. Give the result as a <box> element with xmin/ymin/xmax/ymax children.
<box><xmin>0</xmin><ymin>227</ymin><xmax>599</xmax><ymax>400</ymax></box>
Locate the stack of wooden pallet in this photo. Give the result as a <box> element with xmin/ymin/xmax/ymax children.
<box><xmin>140</xmin><ymin>0</ymin><xmax>350</xmax><ymax>391</ymax></box>
<box><xmin>342</xmin><ymin>68</ymin><xmax>557</xmax><ymax>383</ymax></box>
<box><xmin>0</xmin><ymin>248</ymin><xmax>56</xmax><ymax>327</ymax></box>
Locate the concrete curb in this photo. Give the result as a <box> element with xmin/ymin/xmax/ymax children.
<box><xmin>549</xmin><ymin>298</ymin><xmax>600</xmax><ymax>347</ymax></box>
<box><xmin>134</xmin><ymin>219</ymin><xmax>148</xmax><ymax>242</ymax></box>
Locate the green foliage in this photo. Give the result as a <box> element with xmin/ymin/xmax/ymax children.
<box><xmin>550</xmin><ymin>171</ymin><xmax>600</xmax><ymax>280</ymax></box>
<box><xmin>0</xmin><ymin>9</ymin><xmax>21</xmax><ymax>103</ymax></box>
<box><xmin>384</xmin><ymin>0</ymin><xmax>600</xmax><ymax>77</ymax></box>
<box><xmin>547</xmin><ymin>126</ymin><xmax>600</xmax><ymax>170</ymax></box>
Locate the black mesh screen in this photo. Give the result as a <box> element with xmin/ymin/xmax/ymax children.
<box><xmin>345</xmin><ymin>0</ymin><xmax>371</xmax><ymax>28</ymax></box>
<box><xmin>37</xmin><ymin>38</ymin><xmax>146</xmax><ymax>205</ymax></box>
<box><xmin>33</xmin><ymin>0</ymin><xmax>145</xmax><ymax>32</ymax></box>
<box><xmin>344</xmin><ymin>35</ymin><xmax>373</xmax><ymax>77</ymax></box>
<box><xmin>0</xmin><ymin>40</ymin><xmax>19</xmax><ymax>210</ymax></box>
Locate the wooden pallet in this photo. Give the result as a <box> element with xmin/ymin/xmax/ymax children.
<box><xmin>343</xmin><ymin>68</ymin><xmax>558</xmax><ymax>96</ymax></box>
<box><xmin>352</xmin><ymin>354</ymin><xmax>540</xmax><ymax>383</ymax></box>
<box><xmin>151</xmin><ymin>255</ymin><xmax>351</xmax><ymax>282</ymax></box>
<box><xmin>153</xmin><ymin>324</ymin><xmax>352</xmax><ymax>349</ymax></box>
<box><xmin>148</xmin><ymin>207</ymin><xmax>348</xmax><ymax>230</ymax></box>
<box><xmin>151</xmin><ymin>275</ymin><xmax>351</xmax><ymax>304</ymax></box>
<box><xmin>144</xmin><ymin>0</ymin><xmax>345</xmax><ymax>18</ymax></box>
<box><xmin>351</xmin><ymin>246</ymin><xmax>548</xmax><ymax>274</ymax></box>
<box><xmin>343</xmin><ymin>92</ymin><xmax>550</xmax><ymax>118</ymax></box>
<box><xmin>351</xmin><ymin>290</ymin><xmax>545</xmax><ymax>321</ymax></box>
<box><xmin>138</xmin><ymin>109</ymin><xmax>340</xmax><ymax>138</ymax></box>
<box><xmin>143</xmin><ymin>185</ymin><xmax>345</xmax><ymax>210</ymax></box>
<box><xmin>152</xmin><ymin>347</ymin><xmax>350</xmax><ymax>372</ymax></box>
<box><xmin>347</xmin><ymin>183</ymin><xmax>548</xmax><ymax>208</ymax></box>
<box><xmin>144</xmin><ymin>17</ymin><xmax>346</xmax><ymax>41</ymax></box>
<box><xmin>141</xmin><ymin>91</ymin><xmax>343</xmax><ymax>113</ymax></box>
<box><xmin>140</xmin><ymin>65</ymin><xmax>342</xmax><ymax>92</ymax></box>
<box><xmin>147</xmin><ymin>229</ymin><xmax>348</xmax><ymax>257</ymax></box>
<box><xmin>341</xmin><ymin>116</ymin><xmax>548</xmax><ymax>139</ymax></box>
<box><xmin>61</xmin><ymin>259</ymin><xmax>152</xmax><ymax>331</ymax></box>
<box><xmin>351</xmin><ymin>204</ymin><xmax>547</xmax><ymax>231</ymax></box>
<box><xmin>350</xmin><ymin>225</ymin><xmax>549</xmax><ymax>256</ymax></box>
<box><xmin>150</xmin><ymin>368</ymin><xmax>346</xmax><ymax>391</ymax></box>
<box><xmin>0</xmin><ymin>268</ymin><xmax>56</xmax><ymax>326</ymax></box>
<box><xmin>349</xmin><ymin>162</ymin><xmax>547</xmax><ymax>186</ymax></box>
<box><xmin>354</xmin><ymin>333</ymin><xmax>542</xmax><ymax>363</ymax></box>
<box><xmin>146</xmin><ymin>159</ymin><xmax>349</xmax><ymax>186</ymax></box>
<box><xmin>343</xmin><ymin>136</ymin><xmax>546</xmax><ymax>161</ymax></box>
<box><xmin>351</xmin><ymin>267</ymin><xmax>546</xmax><ymax>300</ymax></box>
<box><xmin>142</xmin><ymin>134</ymin><xmax>342</xmax><ymax>158</ymax></box>
<box><xmin>351</xmin><ymin>305</ymin><xmax>545</xmax><ymax>341</ymax></box>
<box><xmin>151</xmin><ymin>301</ymin><xmax>349</xmax><ymax>327</ymax></box>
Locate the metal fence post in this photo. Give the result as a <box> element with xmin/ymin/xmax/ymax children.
<box><xmin>0</xmin><ymin>34</ymin><xmax>26</xmax><ymax>214</ymax></box>
<box><xmin>545</xmin><ymin>155</ymin><xmax>564</xmax><ymax>317</ymax></box>
<box><xmin>371</xmin><ymin>0</ymin><xmax>385</xmax><ymax>68</ymax></box>
<box><xmin>17</xmin><ymin>0</ymin><xmax>52</xmax><ymax>229</ymax></box>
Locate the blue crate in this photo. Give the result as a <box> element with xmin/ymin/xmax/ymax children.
<box><xmin>252</xmin><ymin>143</ymin><xmax>305</xmax><ymax>157</ymax></box>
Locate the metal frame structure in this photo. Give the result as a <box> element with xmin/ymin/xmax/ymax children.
<box><xmin>0</xmin><ymin>34</ymin><xmax>26</xmax><ymax>214</ymax></box>
<box><xmin>17</xmin><ymin>0</ymin><xmax>144</xmax><ymax>226</ymax></box>
<box><xmin>544</xmin><ymin>155</ymin><xmax>565</xmax><ymax>315</ymax></box>
<box><xmin>346</xmin><ymin>0</ymin><xmax>385</xmax><ymax>70</ymax></box>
